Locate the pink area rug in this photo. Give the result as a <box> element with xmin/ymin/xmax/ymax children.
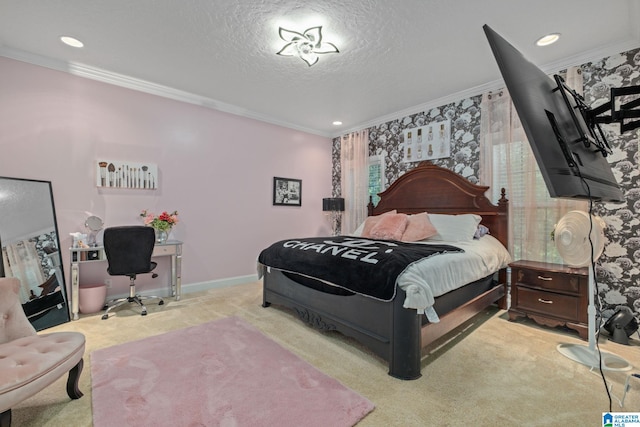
<box><xmin>91</xmin><ymin>316</ymin><xmax>374</xmax><ymax>426</ymax></box>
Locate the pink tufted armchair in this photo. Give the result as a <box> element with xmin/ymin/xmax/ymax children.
<box><xmin>0</xmin><ymin>277</ymin><xmax>85</xmax><ymax>427</ymax></box>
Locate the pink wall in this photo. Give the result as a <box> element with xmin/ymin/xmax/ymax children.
<box><xmin>0</xmin><ymin>57</ymin><xmax>333</xmax><ymax>296</ymax></box>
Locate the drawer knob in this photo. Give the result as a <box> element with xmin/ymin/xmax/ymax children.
<box><xmin>537</xmin><ymin>275</ymin><xmax>553</xmax><ymax>281</ymax></box>
<box><xmin>537</xmin><ymin>298</ymin><xmax>553</xmax><ymax>304</ymax></box>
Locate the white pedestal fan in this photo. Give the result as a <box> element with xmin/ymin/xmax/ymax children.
<box><xmin>554</xmin><ymin>210</ymin><xmax>632</xmax><ymax>371</ymax></box>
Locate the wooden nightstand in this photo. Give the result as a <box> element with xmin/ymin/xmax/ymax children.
<box><xmin>508</xmin><ymin>260</ymin><xmax>588</xmax><ymax>340</ymax></box>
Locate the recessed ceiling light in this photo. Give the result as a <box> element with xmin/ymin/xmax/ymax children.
<box><xmin>60</xmin><ymin>36</ymin><xmax>84</xmax><ymax>48</ymax></box>
<box><xmin>536</xmin><ymin>33</ymin><xmax>560</xmax><ymax>47</ymax></box>
<box><xmin>332</xmin><ymin>121</ymin><xmax>342</xmax><ymax>126</ymax></box>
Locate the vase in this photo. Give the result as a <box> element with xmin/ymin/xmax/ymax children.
<box><xmin>155</xmin><ymin>228</ymin><xmax>170</xmax><ymax>244</ymax></box>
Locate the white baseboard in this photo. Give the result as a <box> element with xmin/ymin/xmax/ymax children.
<box><xmin>108</xmin><ymin>274</ymin><xmax>260</xmax><ymax>300</ymax></box>
<box><xmin>181</xmin><ymin>274</ymin><xmax>260</xmax><ymax>294</ymax></box>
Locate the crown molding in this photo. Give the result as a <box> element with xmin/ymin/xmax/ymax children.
<box><xmin>0</xmin><ymin>46</ymin><xmax>332</xmax><ymax>138</ymax></box>
<box><xmin>333</xmin><ymin>38</ymin><xmax>640</xmax><ymax>138</ymax></box>
<box><xmin>2</xmin><ymin>39</ymin><xmax>638</xmax><ymax>142</ymax></box>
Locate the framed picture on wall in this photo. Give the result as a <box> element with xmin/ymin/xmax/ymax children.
<box><xmin>273</xmin><ymin>177</ymin><xmax>302</xmax><ymax>206</ymax></box>
<box><xmin>402</xmin><ymin>119</ymin><xmax>451</xmax><ymax>163</ymax></box>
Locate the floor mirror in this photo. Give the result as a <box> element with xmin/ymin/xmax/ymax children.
<box><xmin>0</xmin><ymin>177</ymin><xmax>70</xmax><ymax>330</ymax></box>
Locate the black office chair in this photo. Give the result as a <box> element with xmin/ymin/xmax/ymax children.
<box><xmin>101</xmin><ymin>226</ymin><xmax>164</xmax><ymax>319</ymax></box>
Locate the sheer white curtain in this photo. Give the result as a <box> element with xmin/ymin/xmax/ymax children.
<box><xmin>480</xmin><ymin>66</ymin><xmax>587</xmax><ymax>262</ymax></box>
<box><xmin>340</xmin><ymin>130</ymin><xmax>369</xmax><ymax>234</ymax></box>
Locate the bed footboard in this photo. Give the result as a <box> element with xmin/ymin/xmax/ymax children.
<box><xmin>262</xmin><ymin>268</ymin><xmax>507</xmax><ymax>380</ymax></box>
<box><xmin>262</xmin><ymin>268</ymin><xmax>423</xmax><ymax>380</ymax></box>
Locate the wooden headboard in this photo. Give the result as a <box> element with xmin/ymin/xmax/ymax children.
<box><xmin>368</xmin><ymin>161</ymin><xmax>509</xmax><ymax>249</ymax></box>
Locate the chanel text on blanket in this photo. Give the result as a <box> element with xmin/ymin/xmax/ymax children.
<box><xmin>282</xmin><ymin>238</ymin><xmax>399</xmax><ymax>265</ymax></box>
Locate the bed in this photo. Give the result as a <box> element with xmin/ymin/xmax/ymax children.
<box><xmin>259</xmin><ymin>161</ymin><xmax>510</xmax><ymax>380</ymax></box>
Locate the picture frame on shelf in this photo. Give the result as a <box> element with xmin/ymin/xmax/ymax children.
<box><xmin>273</xmin><ymin>177</ymin><xmax>302</xmax><ymax>206</ymax></box>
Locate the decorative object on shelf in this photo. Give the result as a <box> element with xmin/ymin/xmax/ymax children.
<box><xmin>70</xmin><ymin>232</ymin><xmax>89</xmax><ymax>248</ymax></box>
<box><xmin>554</xmin><ymin>210</ymin><xmax>631</xmax><ymax>371</ymax></box>
<box><xmin>273</xmin><ymin>177</ymin><xmax>302</xmax><ymax>206</ymax></box>
<box><xmin>403</xmin><ymin>120</ymin><xmax>451</xmax><ymax>163</ymax></box>
<box><xmin>140</xmin><ymin>210</ymin><xmax>179</xmax><ymax>243</ymax></box>
<box><xmin>96</xmin><ymin>160</ymin><xmax>158</xmax><ymax>189</ymax></box>
<box><xmin>155</xmin><ymin>229</ymin><xmax>169</xmax><ymax>244</ymax></box>
<box><xmin>84</xmin><ymin>215</ymin><xmax>103</xmax><ymax>247</ymax></box>
<box><xmin>276</xmin><ymin>26</ymin><xmax>339</xmax><ymax>66</ymax></box>
<box><xmin>323</xmin><ymin>197</ymin><xmax>345</xmax><ymax>235</ymax></box>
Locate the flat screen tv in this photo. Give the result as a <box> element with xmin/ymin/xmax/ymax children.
<box><xmin>483</xmin><ymin>24</ymin><xmax>624</xmax><ymax>202</ymax></box>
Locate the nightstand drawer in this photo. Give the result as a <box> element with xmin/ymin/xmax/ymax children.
<box><xmin>517</xmin><ymin>287</ymin><xmax>579</xmax><ymax>321</ymax></box>
<box><xmin>512</xmin><ymin>268</ymin><xmax>581</xmax><ymax>294</ymax></box>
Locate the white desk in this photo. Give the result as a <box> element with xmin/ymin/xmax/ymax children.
<box><xmin>69</xmin><ymin>240</ymin><xmax>182</xmax><ymax>320</ymax></box>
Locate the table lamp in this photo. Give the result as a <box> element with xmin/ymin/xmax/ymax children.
<box><xmin>322</xmin><ymin>197</ymin><xmax>345</xmax><ymax>235</ymax></box>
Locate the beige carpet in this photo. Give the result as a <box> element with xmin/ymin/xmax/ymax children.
<box><xmin>10</xmin><ymin>281</ymin><xmax>640</xmax><ymax>426</ymax></box>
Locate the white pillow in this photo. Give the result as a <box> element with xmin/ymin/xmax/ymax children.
<box><xmin>427</xmin><ymin>214</ymin><xmax>482</xmax><ymax>242</ymax></box>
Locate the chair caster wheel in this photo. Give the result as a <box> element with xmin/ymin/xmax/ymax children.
<box><xmin>101</xmin><ymin>314</ymin><xmax>108</xmax><ymax>320</ymax></box>
<box><xmin>159</xmin><ymin>300</ymin><xmax>164</xmax><ymax>306</ymax></box>
<box><xmin>141</xmin><ymin>311</ymin><xmax>147</xmax><ymax>316</ymax></box>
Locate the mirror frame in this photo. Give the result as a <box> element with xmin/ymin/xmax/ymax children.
<box><xmin>0</xmin><ymin>176</ymin><xmax>70</xmax><ymax>330</ymax></box>
<box><xmin>85</xmin><ymin>215</ymin><xmax>103</xmax><ymax>246</ymax></box>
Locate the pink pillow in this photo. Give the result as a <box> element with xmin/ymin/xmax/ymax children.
<box><xmin>361</xmin><ymin>210</ymin><xmax>397</xmax><ymax>238</ymax></box>
<box><xmin>368</xmin><ymin>213</ymin><xmax>409</xmax><ymax>241</ymax></box>
<box><xmin>401</xmin><ymin>212</ymin><xmax>438</xmax><ymax>242</ymax></box>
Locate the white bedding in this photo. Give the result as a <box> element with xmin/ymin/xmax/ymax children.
<box><xmin>397</xmin><ymin>235</ymin><xmax>511</xmax><ymax>322</ymax></box>
<box><xmin>258</xmin><ymin>232</ymin><xmax>511</xmax><ymax>323</ymax></box>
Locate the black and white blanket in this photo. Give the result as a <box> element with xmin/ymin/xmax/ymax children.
<box><xmin>258</xmin><ymin>236</ymin><xmax>464</xmax><ymax>302</ymax></box>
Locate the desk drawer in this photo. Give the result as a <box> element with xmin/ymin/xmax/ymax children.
<box><xmin>516</xmin><ymin>287</ymin><xmax>579</xmax><ymax>321</ymax></box>
<box><xmin>153</xmin><ymin>245</ymin><xmax>177</xmax><ymax>256</ymax></box>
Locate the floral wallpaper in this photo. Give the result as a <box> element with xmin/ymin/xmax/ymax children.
<box><xmin>333</xmin><ymin>47</ymin><xmax>640</xmax><ymax>322</ymax></box>
<box><xmin>582</xmin><ymin>48</ymin><xmax>640</xmax><ymax>321</ymax></box>
<box><xmin>331</xmin><ymin>96</ymin><xmax>483</xmax><ymax>196</ymax></box>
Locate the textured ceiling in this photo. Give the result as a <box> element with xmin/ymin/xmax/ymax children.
<box><xmin>1</xmin><ymin>0</ymin><xmax>639</xmax><ymax>137</ymax></box>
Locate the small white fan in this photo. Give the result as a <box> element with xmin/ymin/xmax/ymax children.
<box><xmin>554</xmin><ymin>210</ymin><xmax>605</xmax><ymax>268</ymax></box>
<box><xmin>554</xmin><ymin>210</ymin><xmax>632</xmax><ymax>371</ymax></box>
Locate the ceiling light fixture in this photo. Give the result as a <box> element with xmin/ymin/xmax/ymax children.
<box><xmin>332</xmin><ymin>121</ymin><xmax>342</xmax><ymax>126</ymax></box>
<box><xmin>276</xmin><ymin>26</ymin><xmax>339</xmax><ymax>66</ymax></box>
<box><xmin>535</xmin><ymin>33</ymin><xmax>560</xmax><ymax>47</ymax></box>
<box><xmin>60</xmin><ymin>36</ymin><xmax>84</xmax><ymax>48</ymax></box>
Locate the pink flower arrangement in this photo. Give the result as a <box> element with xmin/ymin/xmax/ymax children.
<box><xmin>140</xmin><ymin>210</ymin><xmax>179</xmax><ymax>231</ymax></box>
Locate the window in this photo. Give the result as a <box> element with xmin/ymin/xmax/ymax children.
<box><xmin>481</xmin><ymin>88</ymin><xmax>587</xmax><ymax>264</ymax></box>
<box><xmin>368</xmin><ymin>154</ymin><xmax>385</xmax><ymax>207</ymax></box>
<box><xmin>491</xmin><ymin>140</ymin><xmax>582</xmax><ymax>264</ymax></box>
